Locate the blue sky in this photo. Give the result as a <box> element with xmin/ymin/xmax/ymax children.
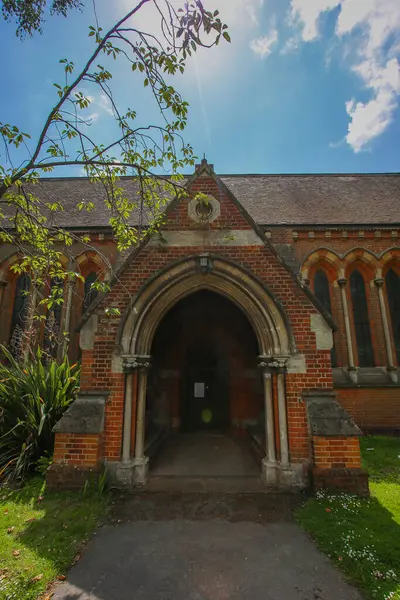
<box><xmin>0</xmin><ymin>0</ymin><xmax>399</xmax><ymax>175</ymax></box>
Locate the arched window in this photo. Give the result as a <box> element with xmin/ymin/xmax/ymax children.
<box><xmin>350</xmin><ymin>270</ymin><xmax>374</xmax><ymax>367</ymax></box>
<box><xmin>83</xmin><ymin>271</ymin><xmax>98</xmax><ymax>313</ymax></box>
<box><xmin>314</xmin><ymin>269</ymin><xmax>337</xmax><ymax>367</ymax></box>
<box><xmin>44</xmin><ymin>277</ymin><xmax>64</xmax><ymax>357</ymax></box>
<box><xmin>10</xmin><ymin>273</ymin><xmax>31</xmax><ymax>339</ymax></box>
<box><xmin>386</xmin><ymin>269</ymin><xmax>400</xmax><ymax>363</ymax></box>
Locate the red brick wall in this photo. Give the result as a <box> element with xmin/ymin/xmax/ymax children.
<box><xmin>312</xmin><ymin>435</ymin><xmax>362</xmax><ymax>469</ymax></box>
<box><xmin>290</xmin><ymin>230</ymin><xmax>400</xmax><ymax>429</ymax></box>
<box><xmin>76</xmin><ymin>176</ymin><xmax>335</xmax><ymax>466</ymax></box>
<box><xmin>311</xmin><ymin>435</ymin><xmax>368</xmax><ymax>495</ymax></box>
<box><xmin>167</xmin><ymin>176</ymin><xmax>252</xmax><ymax>231</ymax></box>
<box><xmin>336</xmin><ymin>388</ymin><xmax>400</xmax><ymax>431</ymax></box>
<box><xmin>0</xmin><ymin>236</ymin><xmax>117</xmax><ymax>358</ymax></box>
<box><xmin>292</xmin><ymin>229</ymin><xmax>399</xmax><ymax>259</ymax></box>
<box><xmin>293</xmin><ymin>233</ymin><xmax>400</xmax><ymax>367</ymax></box>
<box><xmin>53</xmin><ymin>433</ymin><xmax>103</xmax><ymax>467</ymax></box>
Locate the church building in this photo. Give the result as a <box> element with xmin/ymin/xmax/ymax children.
<box><xmin>1</xmin><ymin>159</ymin><xmax>399</xmax><ymax>494</ymax></box>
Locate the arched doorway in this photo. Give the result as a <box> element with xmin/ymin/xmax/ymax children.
<box><xmin>117</xmin><ymin>255</ymin><xmax>294</xmax><ymax>486</ymax></box>
<box><xmin>150</xmin><ymin>290</ymin><xmax>262</xmax><ymax>435</ymax></box>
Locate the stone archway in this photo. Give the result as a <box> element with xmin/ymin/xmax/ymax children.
<box><xmin>118</xmin><ymin>254</ymin><xmax>294</xmax><ymax>356</ymax></box>
<box><xmin>116</xmin><ymin>254</ymin><xmax>298</xmax><ymax>487</ymax></box>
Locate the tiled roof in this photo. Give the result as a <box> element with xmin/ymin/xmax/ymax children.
<box><xmin>220</xmin><ymin>174</ymin><xmax>400</xmax><ymax>226</ymax></box>
<box><xmin>9</xmin><ymin>173</ymin><xmax>400</xmax><ymax>228</ymax></box>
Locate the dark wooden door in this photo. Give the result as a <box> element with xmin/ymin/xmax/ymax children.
<box><xmin>181</xmin><ymin>346</ymin><xmax>229</xmax><ymax>431</ymax></box>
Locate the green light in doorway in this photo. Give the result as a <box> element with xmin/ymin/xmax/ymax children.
<box><xmin>202</xmin><ymin>408</ymin><xmax>212</xmax><ymax>423</ymax></box>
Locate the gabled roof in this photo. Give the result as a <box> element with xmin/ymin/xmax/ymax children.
<box><xmin>11</xmin><ymin>171</ymin><xmax>400</xmax><ymax>228</ymax></box>
<box><xmin>79</xmin><ymin>160</ymin><xmax>337</xmax><ymax>332</ymax></box>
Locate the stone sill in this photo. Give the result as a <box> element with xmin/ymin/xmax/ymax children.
<box><xmin>333</xmin><ymin>367</ymin><xmax>400</xmax><ymax>388</ymax></box>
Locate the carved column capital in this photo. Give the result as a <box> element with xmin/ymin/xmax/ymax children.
<box><xmin>374</xmin><ymin>277</ymin><xmax>385</xmax><ymax>287</ymax></box>
<box><xmin>258</xmin><ymin>356</ymin><xmax>289</xmax><ymax>374</ymax></box>
<box><xmin>301</xmin><ymin>276</ymin><xmax>310</xmax><ymax>287</ymax></box>
<box><xmin>337</xmin><ymin>277</ymin><xmax>347</xmax><ymax>287</ymax></box>
<box><xmin>123</xmin><ymin>355</ymin><xmax>152</xmax><ymax>373</ymax></box>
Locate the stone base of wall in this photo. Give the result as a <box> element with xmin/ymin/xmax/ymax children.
<box><xmin>312</xmin><ymin>466</ymin><xmax>369</xmax><ymax>496</ymax></box>
<box><xmin>261</xmin><ymin>459</ymin><xmax>309</xmax><ymax>489</ymax></box>
<box><xmin>46</xmin><ymin>463</ymin><xmax>102</xmax><ymax>491</ymax></box>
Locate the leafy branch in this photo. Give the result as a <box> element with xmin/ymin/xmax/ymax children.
<box><xmin>0</xmin><ymin>0</ymin><xmax>230</xmax><ymax>331</ymax></box>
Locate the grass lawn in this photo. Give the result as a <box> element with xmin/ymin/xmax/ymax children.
<box><xmin>296</xmin><ymin>436</ymin><xmax>400</xmax><ymax>600</ymax></box>
<box><xmin>0</xmin><ymin>477</ymin><xmax>109</xmax><ymax>600</ymax></box>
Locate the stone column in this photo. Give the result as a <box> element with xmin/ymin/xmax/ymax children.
<box><xmin>258</xmin><ymin>360</ymin><xmax>277</xmax><ymax>485</ymax></box>
<box><xmin>62</xmin><ymin>276</ymin><xmax>75</xmax><ymax>358</ymax></box>
<box><xmin>122</xmin><ymin>371</ymin><xmax>134</xmax><ymax>464</ymax></box>
<box><xmin>133</xmin><ymin>356</ymin><xmax>152</xmax><ymax>484</ymax></box>
<box><xmin>375</xmin><ymin>276</ymin><xmax>398</xmax><ymax>383</ymax></box>
<box><xmin>130</xmin><ymin>371</ymin><xmax>139</xmax><ymax>454</ymax></box>
<box><xmin>338</xmin><ymin>274</ymin><xmax>357</xmax><ymax>383</ymax></box>
<box><xmin>276</xmin><ymin>360</ymin><xmax>289</xmax><ymax>466</ymax></box>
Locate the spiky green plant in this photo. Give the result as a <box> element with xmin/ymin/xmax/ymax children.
<box><xmin>0</xmin><ymin>345</ymin><xmax>80</xmax><ymax>484</ymax></box>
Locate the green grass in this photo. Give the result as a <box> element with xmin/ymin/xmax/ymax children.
<box><xmin>296</xmin><ymin>436</ymin><xmax>400</xmax><ymax>600</ymax></box>
<box><xmin>0</xmin><ymin>477</ymin><xmax>109</xmax><ymax>600</ymax></box>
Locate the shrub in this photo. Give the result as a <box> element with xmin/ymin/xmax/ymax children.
<box><xmin>0</xmin><ymin>346</ymin><xmax>80</xmax><ymax>484</ymax></box>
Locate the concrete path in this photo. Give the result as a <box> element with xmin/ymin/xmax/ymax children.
<box><xmin>151</xmin><ymin>432</ymin><xmax>260</xmax><ymax>477</ymax></box>
<box><xmin>52</xmin><ymin>494</ymin><xmax>364</xmax><ymax>600</ymax></box>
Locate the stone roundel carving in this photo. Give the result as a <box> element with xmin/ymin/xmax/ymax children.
<box><xmin>188</xmin><ymin>194</ymin><xmax>220</xmax><ymax>223</ymax></box>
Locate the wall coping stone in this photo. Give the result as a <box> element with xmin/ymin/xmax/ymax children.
<box><xmin>304</xmin><ymin>391</ymin><xmax>362</xmax><ymax>437</ymax></box>
<box><xmin>52</xmin><ymin>395</ymin><xmax>107</xmax><ymax>434</ymax></box>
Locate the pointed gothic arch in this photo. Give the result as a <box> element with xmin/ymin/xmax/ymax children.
<box><xmin>117</xmin><ymin>254</ymin><xmax>294</xmax><ymax>357</ymax></box>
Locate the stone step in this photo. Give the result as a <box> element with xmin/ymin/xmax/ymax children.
<box><xmin>146</xmin><ymin>475</ymin><xmax>267</xmax><ymax>493</ymax></box>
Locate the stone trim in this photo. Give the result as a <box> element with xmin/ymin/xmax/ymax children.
<box><xmin>122</xmin><ymin>355</ymin><xmax>152</xmax><ymax>373</ymax></box>
<box><xmin>374</xmin><ymin>276</ymin><xmax>397</xmax><ymax>381</ymax></box>
<box><xmin>149</xmin><ymin>229</ymin><xmax>264</xmax><ymax>247</ymax></box>
<box><xmin>333</xmin><ymin>366</ymin><xmax>400</xmax><ymax>387</ymax></box>
<box><xmin>310</xmin><ymin>313</ymin><xmax>333</xmax><ymax>350</ymax></box>
<box><xmin>304</xmin><ymin>392</ymin><xmax>362</xmax><ymax>437</ymax></box>
<box><xmin>118</xmin><ymin>255</ymin><xmax>294</xmax><ymax>356</ymax></box>
<box><xmin>187</xmin><ymin>194</ymin><xmax>221</xmax><ymax>223</ymax></box>
<box><xmin>52</xmin><ymin>395</ymin><xmax>106</xmax><ymax>434</ymax></box>
<box><xmin>258</xmin><ymin>355</ymin><xmax>289</xmax><ymax>373</ymax></box>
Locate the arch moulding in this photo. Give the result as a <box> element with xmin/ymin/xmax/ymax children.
<box><xmin>117</xmin><ymin>254</ymin><xmax>294</xmax><ymax>357</ymax></box>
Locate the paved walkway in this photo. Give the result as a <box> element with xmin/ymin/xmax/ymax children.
<box><xmin>151</xmin><ymin>432</ymin><xmax>260</xmax><ymax>477</ymax></box>
<box><xmin>148</xmin><ymin>432</ymin><xmax>264</xmax><ymax>492</ymax></box>
<box><xmin>52</xmin><ymin>494</ymin><xmax>364</xmax><ymax>600</ymax></box>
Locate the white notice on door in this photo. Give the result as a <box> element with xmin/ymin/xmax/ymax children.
<box><xmin>194</xmin><ymin>382</ymin><xmax>205</xmax><ymax>398</ymax></box>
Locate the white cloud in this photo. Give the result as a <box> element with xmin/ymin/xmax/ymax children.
<box><xmin>280</xmin><ymin>36</ymin><xmax>300</xmax><ymax>55</ymax></box>
<box><xmin>250</xmin><ymin>29</ymin><xmax>278</xmax><ymax>58</ymax></box>
<box><xmin>85</xmin><ymin>112</ymin><xmax>100</xmax><ymax>123</ymax></box>
<box><xmin>99</xmin><ymin>93</ymin><xmax>114</xmax><ymax>116</ymax></box>
<box><xmin>290</xmin><ymin>0</ymin><xmax>339</xmax><ymax>42</ymax></box>
<box><xmin>346</xmin><ymin>58</ymin><xmax>400</xmax><ymax>152</ymax></box>
<box><xmin>115</xmin><ymin>0</ymin><xmax>264</xmax><ymax>80</ymax></box>
<box><xmin>289</xmin><ymin>0</ymin><xmax>400</xmax><ymax>152</ymax></box>
<box><xmin>118</xmin><ymin>0</ymin><xmax>263</xmax><ymax>35</ymax></box>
